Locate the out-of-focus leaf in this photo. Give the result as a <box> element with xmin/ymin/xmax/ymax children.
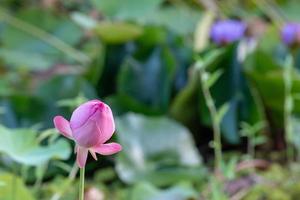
<box><xmin>83</xmin><ymin>38</ymin><xmax>105</xmax><ymax>84</ymax></box>
<box><xmin>0</xmin><ymin>49</ymin><xmax>53</xmax><ymax>70</ymax></box>
<box><xmin>36</xmin><ymin>75</ymin><xmax>96</xmax><ymax>102</ymax></box>
<box><xmin>245</xmin><ymin>49</ymin><xmax>300</xmax><ymax>129</ymax></box>
<box><xmin>94</xmin><ymin>22</ymin><xmax>143</xmax><ymax>44</ymax></box>
<box><xmin>91</xmin><ymin>0</ymin><xmax>200</xmax><ymax>36</ymax></box>
<box><xmin>130</xmin><ymin>182</ymin><xmax>198</xmax><ymax>200</ymax></box>
<box><xmin>171</xmin><ymin>49</ymin><xmax>224</xmax><ymax>126</ymax></box>
<box><xmin>115</xmin><ymin>113</ymin><xmax>204</xmax><ymax>186</ymax></box>
<box><xmin>91</xmin><ymin>0</ymin><xmax>162</xmax><ymax>21</ymax></box>
<box><xmin>56</xmin><ymin>93</ymin><xmax>88</xmax><ymax>109</ymax></box>
<box><xmin>137</xmin><ymin>26</ymin><xmax>167</xmax><ymax>47</ymax></box>
<box><xmin>117</xmin><ymin>48</ymin><xmax>176</xmax><ymax>113</ymax></box>
<box><xmin>94</xmin><ymin>168</ymin><xmax>117</xmax><ymax>182</ymax></box>
<box><xmin>281</xmin><ymin>0</ymin><xmax>300</xmax><ymax>21</ymax></box>
<box><xmin>170</xmin><ymin>68</ymin><xmax>200</xmax><ymax>125</ymax></box>
<box><xmin>39</xmin><ymin>176</ymin><xmax>77</xmax><ymax>200</ymax></box>
<box><xmin>0</xmin><ymin>125</ymin><xmax>71</xmax><ymax>166</ymax></box>
<box><xmin>35</xmin><ymin>75</ymin><xmax>97</xmax><ymax>127</ymax></box>
<box><xmin>0</xmin><ymin>95</ymin><xmax>46</xmax><ymax>128</ymax></box>
<box><xmin>0</xmin><ymin>173</ymin><xmax>35</xmax><ymax>200</ymax></box>
<box><xmin>145</xmin><ymin>6</ymin><xmax>202</xmax><ymax>36</ymax></box>
<box><xmin>258</xmin><ymin>26</ymin><xmax>281</xmax><ymax>55</ymax></box>
<box><xmin>198</xmin><ymin>44</ymin><xmax>255</xmax><ymax>144</ymax></box>
<box><xmin>106</xmin><ymin>94</ymin><xmax>162</xmax><ymax>116</ymax></box>
<box><xmin>1</xmin><ymin>8</ymin><xmax>83</xmax><ymax>70</ymax></box>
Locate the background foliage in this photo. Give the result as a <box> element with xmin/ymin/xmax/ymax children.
<box><xmin>1</xmin><ymin>0</ymin><xmax>300</xmax><ymax>199</ymax></box>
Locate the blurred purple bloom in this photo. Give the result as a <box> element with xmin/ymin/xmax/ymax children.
<box><xmin>281</xmin><ymin>23</ymin><xmax>300</xmax><ymax>45</ymax></box>
<box><xmin>210</xmin><ymin>20</ymin><xmax>246</xmax><ymax>45</ymax></box>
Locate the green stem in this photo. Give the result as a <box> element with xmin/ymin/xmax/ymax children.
<box><xmin>199</xmin><ymin>68</ymin><xmax>223</xmax><ymax>170</ymax></box>
<box><xmin>79</xmin><ymin>167</ymin><xmax>85</xmax><ymax>200</ymax></box>
<box><xmin>283</xmin><ymin>56</ymin><xmax>294</xmax><ymax>163</ymax></box>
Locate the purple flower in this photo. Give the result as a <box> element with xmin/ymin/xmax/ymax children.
<box><xmin>281</xmin><ymin>23</ymin><xmax>300</xmax><ymax>46</ymax></box>
<box><xmin>54</xmin><ymin>100</ymin><xmax>122</xmax><ymax>168</ymax></box>
<box><xmin>210</xmin><ymin>20</ymin><xmax>246</xmax><ymax>45</ymax></box>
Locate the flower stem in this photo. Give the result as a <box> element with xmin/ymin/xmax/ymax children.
<box><xmin>79</xmin><ymin>167</ymin><xmax>85</xmax><ymax>200</ymax></box>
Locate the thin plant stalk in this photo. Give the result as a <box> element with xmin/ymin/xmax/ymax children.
<box><xmin>79</xmin><ymin>167</ymin><xmax>85</xmax><ymax>200</ymax></box>
<box><xmin>199</xmin><ymin>67</ymin><xmax>223</xmax><ymax>170</ymax></box>
<box><xmin>283</xmin><ymin>56</ymin><xmax>294</xmax><ymax>163</ymax></box>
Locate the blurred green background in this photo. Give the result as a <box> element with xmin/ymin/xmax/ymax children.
<box><xmin>1</xmin><ymin>0</ymin><xmax>300</xmax><ymax>199</ymax></box>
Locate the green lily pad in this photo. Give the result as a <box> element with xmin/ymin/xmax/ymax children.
<box><xmin>115</xmin><ymin>113</ymin><xmax>204</xmax><ymax>186</ymax></box>
<box><xmin>0</xmin><ymin>125</ymin><xmax>71</xmax><ymax>166</ymax></box>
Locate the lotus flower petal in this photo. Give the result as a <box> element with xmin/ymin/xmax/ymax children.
<box><xmin>92</xmin><ymin>142</ymin><xmax>122</xmax><ymax>155</ymax></box>
<box><xmin>53</xmin><ymin>116</ymin><xmax>73</xmax><ymax>139</ymax></box>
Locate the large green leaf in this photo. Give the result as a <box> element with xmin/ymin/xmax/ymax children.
<box><xmin>115</xmin><ymin>113</ymin><xmax>204</xmax><ymax>186</ymax></box>
<box><xmin>0</xmin><ymin>173</ymin><xmax>35</xmax><ymax>200</ymax></box>
<box><xmin>117</xmin><ymin>48</ymin><xmax>176</xmax><ymax>113</ymax></box>
<box><xmin>0</xmin><ymin>125</ymin><xmax>71</xmax><ymax>166</ymax></box>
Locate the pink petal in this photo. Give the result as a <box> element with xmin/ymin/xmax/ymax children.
<box><xmin>76</xmin><ymin>146</ymin><xmax>88</xmax><ymax>168</ymax></box>
<box><xmin>70</xmin><ymin>100</ymin><xmax>102</xmax><ymax>130</ymax></box>
<box><xmin>72</xmin><ymin>119</ymin><xmax>101</xmax><ymax>148</ymax></box>
<box><xmin>53</xmin><ymin>116</ymin><xmax>73</xmax><ymax>139</ymax></box>
<box><xmin>91</xmin><ymin>142</ymin><xmax>122</xmax><ymax>156</ymax></box>
<box><xmin>93</xmin><ymin>104</ymin><xmax>115</xmax><ymax>144</ymax></box>
<box><xmin>89</xmin><ymin>149</ymin><xmax>98</xmax><ymax>160</ymax></box>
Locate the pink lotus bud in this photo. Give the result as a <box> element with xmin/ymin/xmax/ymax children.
<box><xmin>53</xmin><ymin>100</ymin><xmax>122</xmax><ymax>168</ymax></box>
